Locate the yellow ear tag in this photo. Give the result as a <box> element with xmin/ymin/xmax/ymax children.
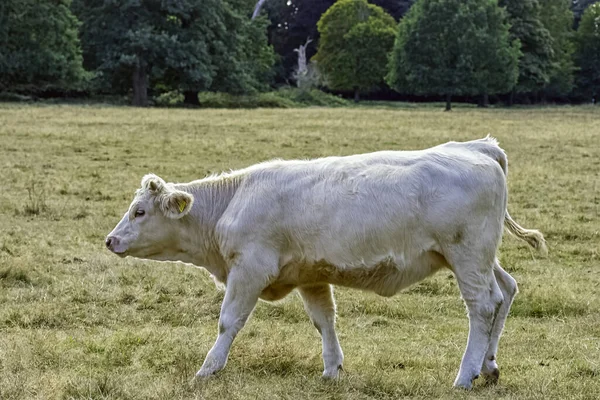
<box><xmin>178</xmin><ymin>200</ymin><xmax>186</xmax><ymax>213</ymax></box>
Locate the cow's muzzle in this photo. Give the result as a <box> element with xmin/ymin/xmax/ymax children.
<box><xmin>105</xmin><ymin>236</ymin><xmax>125</xmax><ymax>255</ymax></box>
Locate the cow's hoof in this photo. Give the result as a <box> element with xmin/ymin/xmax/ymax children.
<box><xmin>482</xmin><ymin>368</ymin><xmax>500</xmax><ymax>385</ymax></box>
<box><xmin>195</xmin><ymin>369</ymin><xmax>218</xmax><ymax>379</ymax></box>
<box><xmin>453</xmin><ymin>382</ymin><xmax>473</xmax><ymax>390</ymax></box>
<box><xmin>191</xmin><ymin>371</ymin><xmax>215</xmax><ymax>387</ymax></box>
<box><xmin>453</xmin><ymin>374</ymin><xmax>477</xmax><ymax>390</ymax></box>
<box><xmin>322</xmin><ymin>365</ymin><xmax>343</xmax><ymax>380</ymax></box>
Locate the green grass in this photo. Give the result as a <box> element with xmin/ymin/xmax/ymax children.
<box><xmin>0</xmin><ymin>104</ymin><xmax>599</xmax><ymax>399</ymax></box>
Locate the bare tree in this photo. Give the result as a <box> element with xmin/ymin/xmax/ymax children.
<box><xmin>293</xmin><ymin>38</ymin><xmax>322</xmax><ymax>89</ymax></box>
<box><xmin>293</xmin><ymin>38</ymin><xmax>312</xmax><ymax>81</ymax></box>
<box><xmin>252</xmin><ymin>0</ymin><xmax>268</xmax><ymax>19</ymax></box>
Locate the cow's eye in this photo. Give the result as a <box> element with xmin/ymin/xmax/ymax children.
<box><xmin>135</xmin><ymin>209</ymin><xmax>145</xmax><ymax>217</ymax></box>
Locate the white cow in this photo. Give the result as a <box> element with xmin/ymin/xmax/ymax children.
<box><xmin>106</xmin><ymin>136</ymin><xmax>546</xmax><ymax>389</ymax></box>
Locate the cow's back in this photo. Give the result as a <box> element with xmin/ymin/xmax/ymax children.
<box><xmin>217</xmin><ymin>139</ymin><xmax>507</xmax><ymax>272</ymax></box>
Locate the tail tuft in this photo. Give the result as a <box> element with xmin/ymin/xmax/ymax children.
<box><xmin>504</xmin><ymin>211</ymin><xmax>548</xmax><ymax>256</ymax></box>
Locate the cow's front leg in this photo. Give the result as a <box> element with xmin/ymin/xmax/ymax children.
<box><xmin>196</xmin><ymin>266</ymin><xmax>266</xmax><ymax>378</ymax></box>
<box><xmin>298</xmin><ymin>284</ymin><xmax>344</xmax><ymax>379</ymax></box>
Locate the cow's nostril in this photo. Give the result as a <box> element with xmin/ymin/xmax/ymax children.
<box><xmin>105</xmin><ymin>237</ymin><xmax>112</xmax><ymax>249</ymax></box>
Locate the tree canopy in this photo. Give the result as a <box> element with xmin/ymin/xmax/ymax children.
<box><xmin>572</xmin><ymin>0</ymin><xmax>600</xmax><ymax>26</ymax></box>
<box><xmin>1</xmin><ymin>0</ymin><xmax>598</xmax><ymax>105</ymax></box>
<box><xmin>574</xmin><ymin>2</ymin><xmax>600</xmax><ymax>100</ymax></box>
<box><xmin>0</xmin><ymin>0</ymin><xmax>86</xmax><ymax>93</ymax></box>
<box><xmin>73</xmin><ymin>0</ymin><xmax>274</xmax><ymax>106</ymax></box>
<box><xmin>499</xmin><ymin>0</ymin><xmax>554</xmax><ymax>95</ymax></box>
<box><xmin>539</xmin><ymin>0</ymin><xmax>576</xmax><ymax>98</ymax></box>
<box><xmin>387</xmin><ymin>0</ymin><xmax>520</xmax><ymax>110</ymax></box>
<box><xmin>313</xmin><ymin>0</ymin><xmax>397</xmax><ymax>101</ymax></box>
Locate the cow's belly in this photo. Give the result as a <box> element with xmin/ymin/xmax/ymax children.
<box><xmin>260</xmin><ymin>251</ymin><xmax>448</xmax><ymax>301</ymax></box>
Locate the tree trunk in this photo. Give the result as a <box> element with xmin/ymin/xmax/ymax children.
<box><xmin>478</xmin><ymin>93</ymin><xmax>489</xmax><ymax>108</ymax></box>
<box><xmin>132</xmin><ymin>63</ymin><xmax>148</xmax><ymax>107</ymax></box>
<box><xmin>507</xmin><ymin>91</ymin><xmax>514</xmax><ymax>107</ymax></box>
<box><xmin>354</xmin><ymin>87</ymin><xmax>360</xmax><ymax>103</ymax></box>
<box><xmin>183</xmin><ymin>90</ymin><xmax>200</xmax><ymax>106</ymax></box>
<box><xmin>444</xmin><ymin>94</ymin><xmax>452</xmax><ymax>111</ymax></box>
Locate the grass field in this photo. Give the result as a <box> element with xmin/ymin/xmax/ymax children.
<box><xmin>0</xmin><ymin>104</ymin><xmax>599</xmax><ymax>399</ymax></box>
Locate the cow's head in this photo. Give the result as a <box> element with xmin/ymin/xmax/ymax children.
<box><xmin>105</xmin><ymin>174</ymin><xmax>194</xmax><ymax>259</ymax></box>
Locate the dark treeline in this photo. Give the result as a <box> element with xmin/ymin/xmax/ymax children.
<box><xmin>0</xmin><ymin>0</ymin><xmax>598</xmax><ymax>107</ymax></box>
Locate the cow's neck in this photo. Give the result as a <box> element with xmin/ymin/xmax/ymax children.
<box><xmin>167</xmin><ymin>173</ymin><xmax>244</xmax><ymax>282</ymax></box>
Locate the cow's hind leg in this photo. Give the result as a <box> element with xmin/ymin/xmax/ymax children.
<box><xmin>481</xmin><ymin>260</ymin><xmax>518</xmax><ymax>384</ymax></box>
<box><xmin>298</xmin><ymin>284</ymin><xmax>344</xmax><ymax>378</ymax></box>
<box><xmin>448</xmin><ymin>251</ymin><xmax>504</xmax><ymax>389</ymax></box>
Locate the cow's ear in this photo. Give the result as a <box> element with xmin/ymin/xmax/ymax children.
<box><xmin>160</xmin><ymin>189</ymin><xmax>194</xmax><ymax>219</ymax></box>
<box><xmin>141</xmin><ymin>174</ymin><xmax>166</xmax><ymax>193</ymax></box>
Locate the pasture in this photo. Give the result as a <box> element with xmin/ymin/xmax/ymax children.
<box><xmin>0</xmin><ymin>104</ymin><xmax>598</xmax><ymax>399</ymax></box>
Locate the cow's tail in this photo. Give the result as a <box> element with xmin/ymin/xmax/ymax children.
<box><xmin>504</xmin><ymin>211</ymin><xmax>548</xmax><ymax>256</ymax></box>
<box><xmin>480</xmin><ymin>135</ymin><xmax>548</xmax><ymax>256</ymax></box>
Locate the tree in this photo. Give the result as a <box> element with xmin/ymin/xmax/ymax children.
<box><xmin>264</xmin><ymin>0</ymin><xmax>414</xmax><ymax>83</ymax></box>
<box><xmin>0</xmin><ymin>0</ymin><xmax>86</xmax><ymax>93</ymax></box>
<box><xmin>208</xmin><ymin>0</ymin><xmax>276</xmax><ymax>96</ymax></box>
<box><xmin>73</xmin><ymin>0</ymin><xmax>215</xmax><ymax>106</ymax></box>
<box><xmin>73</xmin><ymin>0</ymin><xmax>274</xmax><ymax>106</ymax></box>
<box><xmin>539</xmin><ymin>0</ymin><xmax>576</xmax><ymax>99</ymax></box>
<box><xmin>574</xmin><ymin>2</ymin><xmax>600</xmax><ymax>101</ymax></box>
<box><xmin>370</xmin><ymin>0</ymin><xmax>416</xmax><ymax>20</ymax></box>
<box><xmin>499</xmin><ymin>0</ymin><xmax>554</xmax><ymax>98</ymax></box>
<box><xmin>387</xmin><ymin>0</ymin><xmax>520</xmax><ymax>111</ymax></box>
<box><xmin>313</xmin><ymin>0</ymin><xmax>397</xmax><ymax>102</ymax></box>
<box><xmin>572</xmin><ymin>0</ymin><xmax>600</xmax><ymax>27</ymax></box>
